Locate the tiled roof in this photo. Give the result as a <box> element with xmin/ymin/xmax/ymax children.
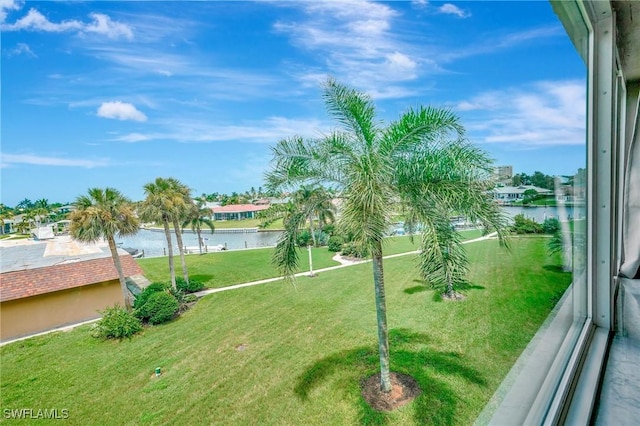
<box><xmin>212</xmin><ymin>204</ymin><xmax>271</xmax><ymax>213</ymax></box>
<box><xmin>0</xmin><ymin>255</ymin><xmax>142</xmax><ymax>303</ymax></box>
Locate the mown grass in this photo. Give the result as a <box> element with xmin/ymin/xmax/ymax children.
<box><xmin>1</xmin><ymin>236</ymin><xmax>570</xmax><ymax>425</ymax></box>
<box><xmin>137</xmin><ymin>230</ymin><xmax>484</xmax><ymax>289</ymax></box>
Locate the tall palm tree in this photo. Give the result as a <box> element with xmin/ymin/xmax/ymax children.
<box><xmin>166</xmin><ymin>178</ymin><xmax>193</xmax><ymax>284</ymax></box>
<box><xmin>139</xmin><ymin>177</ymin><xmax>187</xmax><ymax>289</ymax></box>
<box><xmin>183</xmin><ymin>200</ymin><xmax>215</xmax><ymax>254</ymax></box>
<box><xmin>265</xmin><ymin>78</ymin><xmax>507</xmax><ymax>393</ymax></box>
<box><xmin>69</xmin><ymin>188</ymin><xmax>139</xmax><ymax>309</ymax></box>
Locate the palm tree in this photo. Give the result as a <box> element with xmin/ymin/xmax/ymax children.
<box><xmin>139</xmin><ymin>177</ymin><xmax>187</xmax><ymax>289</ymax></box>
<box><xmin>69</xmin><ymin>188</ymin><xmax>139</xmax><ymax>309</ymax></box>
<box><xmin>166</xmin><ymin>178</ymin><xmax>193</xmax><ymax>284</ymax></box>
<box><xmin>183</xmin><ymin>201</ymin><xmax>215</xmax><ymax>254</ymax></box>
<box><xmin>290</xmin><ymin>185</ymin><xmax>336</xmax><ymax>246</ymax></box>
<box><xmin>265</xmin><ymin>78</ymin><xmax>507</xmax><ymax>393</ymax></box>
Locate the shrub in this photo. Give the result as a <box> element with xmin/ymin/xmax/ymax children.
<box><xmin>327</xmin><ymin>236</ymin><xmax>344</xmax><ymax>252</ymax></box>
<box><xmin>135</xmin><ymin>291</ymin><xmax>179</xmax><ymax>325</ymax></box>
<box><xmin>322</xmin><ymin>224</ymin><xmax>336</xmax><ymax>236</ymax></box>
<box><xmin>296</xmin><ymin>230</ymin><xmax>312</xmax><ymax>247</ymax></box>
<box><xmin>341</xmin><ymin>242</ymin><xmax>369</xmax><ymax>258</ymax></box>
<box><xmin>134</xmin><ymin>282</ymin><xmax>168</xmax><ymax>309</ymax></box>
<box><xmin>542</xmin><ymin>218</ymin><xmax>560</xmax><ymax>234</ymax></box>
<box><xmin>91</xmin><ymin>305</ymin><xmax>142</xmax><ymax>339</ymax></box>
<box><xmin>175</xmin><ymin>277</ymin><xmax>205</xmax><ymax>293</ymax></box>
<box><xmin>511</xmin><ymin>214</ymin><xmax>543</xmax><ymax>234</ymax></box>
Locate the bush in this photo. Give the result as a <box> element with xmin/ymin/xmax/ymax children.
<box><xmin>542</xmin><ymin>218</ymin><xmax>560</xmax><ymax>234</ymax></box>
<box><xmin>175</xmin><ymin>277</ymin><xmax>205</xmax><ymax>293</ymax></box>
<box><xmin>341</xmin><ymin>242</ymin><xmax>369</xmax><ymax>258</ymax></box>
<box><xmin>327</xmin><ymin>236</ymin><xmax>344</xmax><ymax>252</ymax></box>
<box><xmin>134</xmin><ymin>282</ymin><xmax>168</xmax><ymax>309</ymax></box>
<box><xmin>296</xmin><ymin>230</ymin><xmax>312</xmax><ymax>247</ymax></box>
<box><xmin>91</xmin><ymin>305</ymin><xmax>142</xmax><ymax>339</ymax></box>
<box><xmin>322</xmin><ymin>224</ymin><xmax>336</xmax><ymax>236</ymax></box>
<box><xmin>135</xmin><ymin>291</ymin><xmax>179</xmax><ymax>325</ymax></box>
<box><xmin>511</xmin><ymin>214</ymin><xmax>543</xmax><ymax>234</ymax></box>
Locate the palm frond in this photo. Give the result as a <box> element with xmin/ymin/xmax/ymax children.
<box><xmin>322</xmin><ymin>77</ymin><xmax>379</xmax><ymax>149</ymax></box>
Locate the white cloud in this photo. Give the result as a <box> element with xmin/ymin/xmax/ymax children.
<box><xmin>385</xmin><ymin>51</ymin><xmax>417</xmax><ymax>75</ymax></box>
<box><xmin>111</xmin><ymin>133</ymin><xmax>151</xmax><ymax>143</ymax></box>
<box><xmin>97</xmin><ymin>101</ymin><xmax>147</xmax><ymax>122</ymax></box>
<box><xmin>7</xmin><ymin>42</ymin><xmax>35</xmax><ymax>57</ymax></box>
<box><xmin>1</xmin><ymin>153</ymin><xmax>109</xmax><ymax>168</ymax></box>
<box><xmin>274</xmin><ymin>1</ymin><xmax>421</xmax><ymax>97</ymax></box>
<box><xmin>438</xmin><ymin>3</ymin><xmax>471</xmax><ymax>18</ymax></box>
<box><xmin>83</xmin><ymin>13</ymin><xmax>133</xmax><ymax>40</ymax></box>
<box><xmin>457</xmin><ymin>80</ymin><xmax>586</xmax><ymax>147</ymax></box>
<box><xmin>0</xmin><ymin>0</ymin><xmax>22</xmax><ymax>23</ymax></box>
<box><xmin>2</xmin><ymin>8</ymin><xmax>133</xmax><ymax>40</ymax></box>
<box><xmin>110</xmin><ymin>116</ymin><xmax>329</xmax><ymax>144</ymax></box>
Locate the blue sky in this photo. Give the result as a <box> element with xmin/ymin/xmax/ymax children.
<box><xmin>1</xmin><ymin>0</ymin><xmax>586</xmax><ymax>206</ymax></box>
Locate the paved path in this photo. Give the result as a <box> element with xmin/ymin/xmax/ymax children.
<box><xmin>193</xmin><ymin>232</ymin><xmax>497</xmax><ymax>298</ymax></box>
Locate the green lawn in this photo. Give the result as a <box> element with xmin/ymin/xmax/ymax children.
<box><xmin>1</xmin><ymin>236</ymin><xmax>570</xmax><ymax>425</ymax></box>
<box><xmin>137</xmin><ymin>230</ymin><xmax>485</xmax><ymax>289</ymax></box>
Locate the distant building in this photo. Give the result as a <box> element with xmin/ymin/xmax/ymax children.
<box><xmin>491</xmin><ymin>185</ymin><xmax>552</xmax><ymax>204</ymax></box>
<box><xmin>0</xmin><ymin>237</ymin><xmax>145</xmax><ymax>342</ymax></box>
<box><xmin>493</xmin><ymin>165</ymin><xmax>514</xmax><ymax>183</ymax></box>
<box><xmin>211</xmin><ymin>204</ymin><xmax>271</xmax><ymax>221</ymax></box>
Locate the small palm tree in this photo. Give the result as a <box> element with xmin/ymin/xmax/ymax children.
<box><xmin>69</xmin><ymin>188</ymin><xmax>139</xmax><ymax>309</ymax></box>
<box><xmin>183</xmin><ymin>201</ymin><xmax>215</xmax><ymax>255</ymax></box>
<box><xmin>291</xmin><ymin>185</ymin><xmax>336</xmax><ymax>246</ymax></box>
<box><xmin>266</xmin><ymin>78</ymin><xmax>507</xmax><ymax>393</ymax></box>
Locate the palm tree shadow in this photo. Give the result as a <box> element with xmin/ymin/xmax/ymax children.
<box><xmin>542</xmin><ymin>265</ymin><xmax>565</xmax><ymax>273</ymax></box>
<box><xmin>404</xmin><ymin>279</ymin><xmax>429</xmax><ymax>295</ymax></box>
<box><xmin>189</xmin><ymin>274</ymin><xmax>214</xmax><ymax>282</ymax></box>
<box><xmin>404</xmin><ymin>285</ymin><xmax>428</xmax><ymax>295</ymax></box>
<box><xmin>293</xmin><ymin>328</ymin><xmax>487</xmax><ymax>425</ymax></box>
<box><xmin>456</xmin><ymin>282</ymin><xmax>486</xmax><ymax>291</ymax></box>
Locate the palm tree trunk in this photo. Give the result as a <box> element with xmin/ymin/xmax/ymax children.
<box><xmin>372</xmin><ymin>241</ymin><xmax>392</xmax><ymax>393</ymax></box>
<box><xmin>163</xmin><ymin>219</ymin><xmax>177</xmax><ymax>290</ymax></box>
<box><xmin>196</xmin><ymin>228</ymin><xmax>203</xmax><ymax>255</ymax></box>
<box><xmin>308</xmin><ymin>215</ymin><xmax>316</xmax><ymax>246</ymax></box>
<box><xmin>172</xmin><ymin>217</ymin><xmax>189</xmax><ymax>284</ymax></box>
<box><xmin>107</xmin><ymin>236</ymin><xmax>132</xmax><ymax>309</ymax></box>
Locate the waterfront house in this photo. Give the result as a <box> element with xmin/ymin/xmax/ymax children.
<box><xmin>211</xmin><ymin>203</ymin><xmax>270</xmax><ymax>221</ymax></box>
<box><xmin>491</xmin><ymin>185</ymin><xmax>552</xmax><ymax>204</ymax></box>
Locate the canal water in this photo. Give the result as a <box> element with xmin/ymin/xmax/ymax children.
<box><xmin>120</xmin><ymin>205</ymin><xmax>586</xmax><ymax>258</ymax></box>
<box><xmin>502</xmin><ymin>205</ymin><xmax>586</xmax><ymax>223</ymax></box>
<box><xmin>117</xmin><ymin>228</ymin><xmax>282</xmax><ymax>258</ymax></box>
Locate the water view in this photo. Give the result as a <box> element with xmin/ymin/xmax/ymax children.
<box><xmin>121</xmin><ymin>206</ymin><xmax>586</xmax><ymax>258</ymax></box>
<box><xmin>117</xmin><ymin>228</ymin><xmax>282</xmax><ymax>258</ymax></box>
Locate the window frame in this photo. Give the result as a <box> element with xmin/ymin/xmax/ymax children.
<box><xmin>484</xmin><ymin>1</ymin><xmax>627</xmax><ymax>423</ymax></box>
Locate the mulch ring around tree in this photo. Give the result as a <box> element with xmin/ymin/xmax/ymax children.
<box><xmin>441</xmin><ymin>291</ymin><xmax>466</xmax><ymax>301</ymax></box>
<box><xmin>361</xmin><ymin>372</ymin><xmax>422</xmax><ymax>411</ymax></box>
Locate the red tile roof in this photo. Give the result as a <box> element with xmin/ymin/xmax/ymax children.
<box><xmin>211</xmin><ymin>204</ymin><xmax>271</xmax><ymax>213</ymax></box>
<box><xmin>0</xmin><ymin>255</ymin><xmax>142</xmax><ymax>302</ymax></box>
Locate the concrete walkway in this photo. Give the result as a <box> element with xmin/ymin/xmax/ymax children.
<box><xmin>193</xmin><ymin>232</ymin><xmax>497</xmax><ymax>298</ymax></box>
